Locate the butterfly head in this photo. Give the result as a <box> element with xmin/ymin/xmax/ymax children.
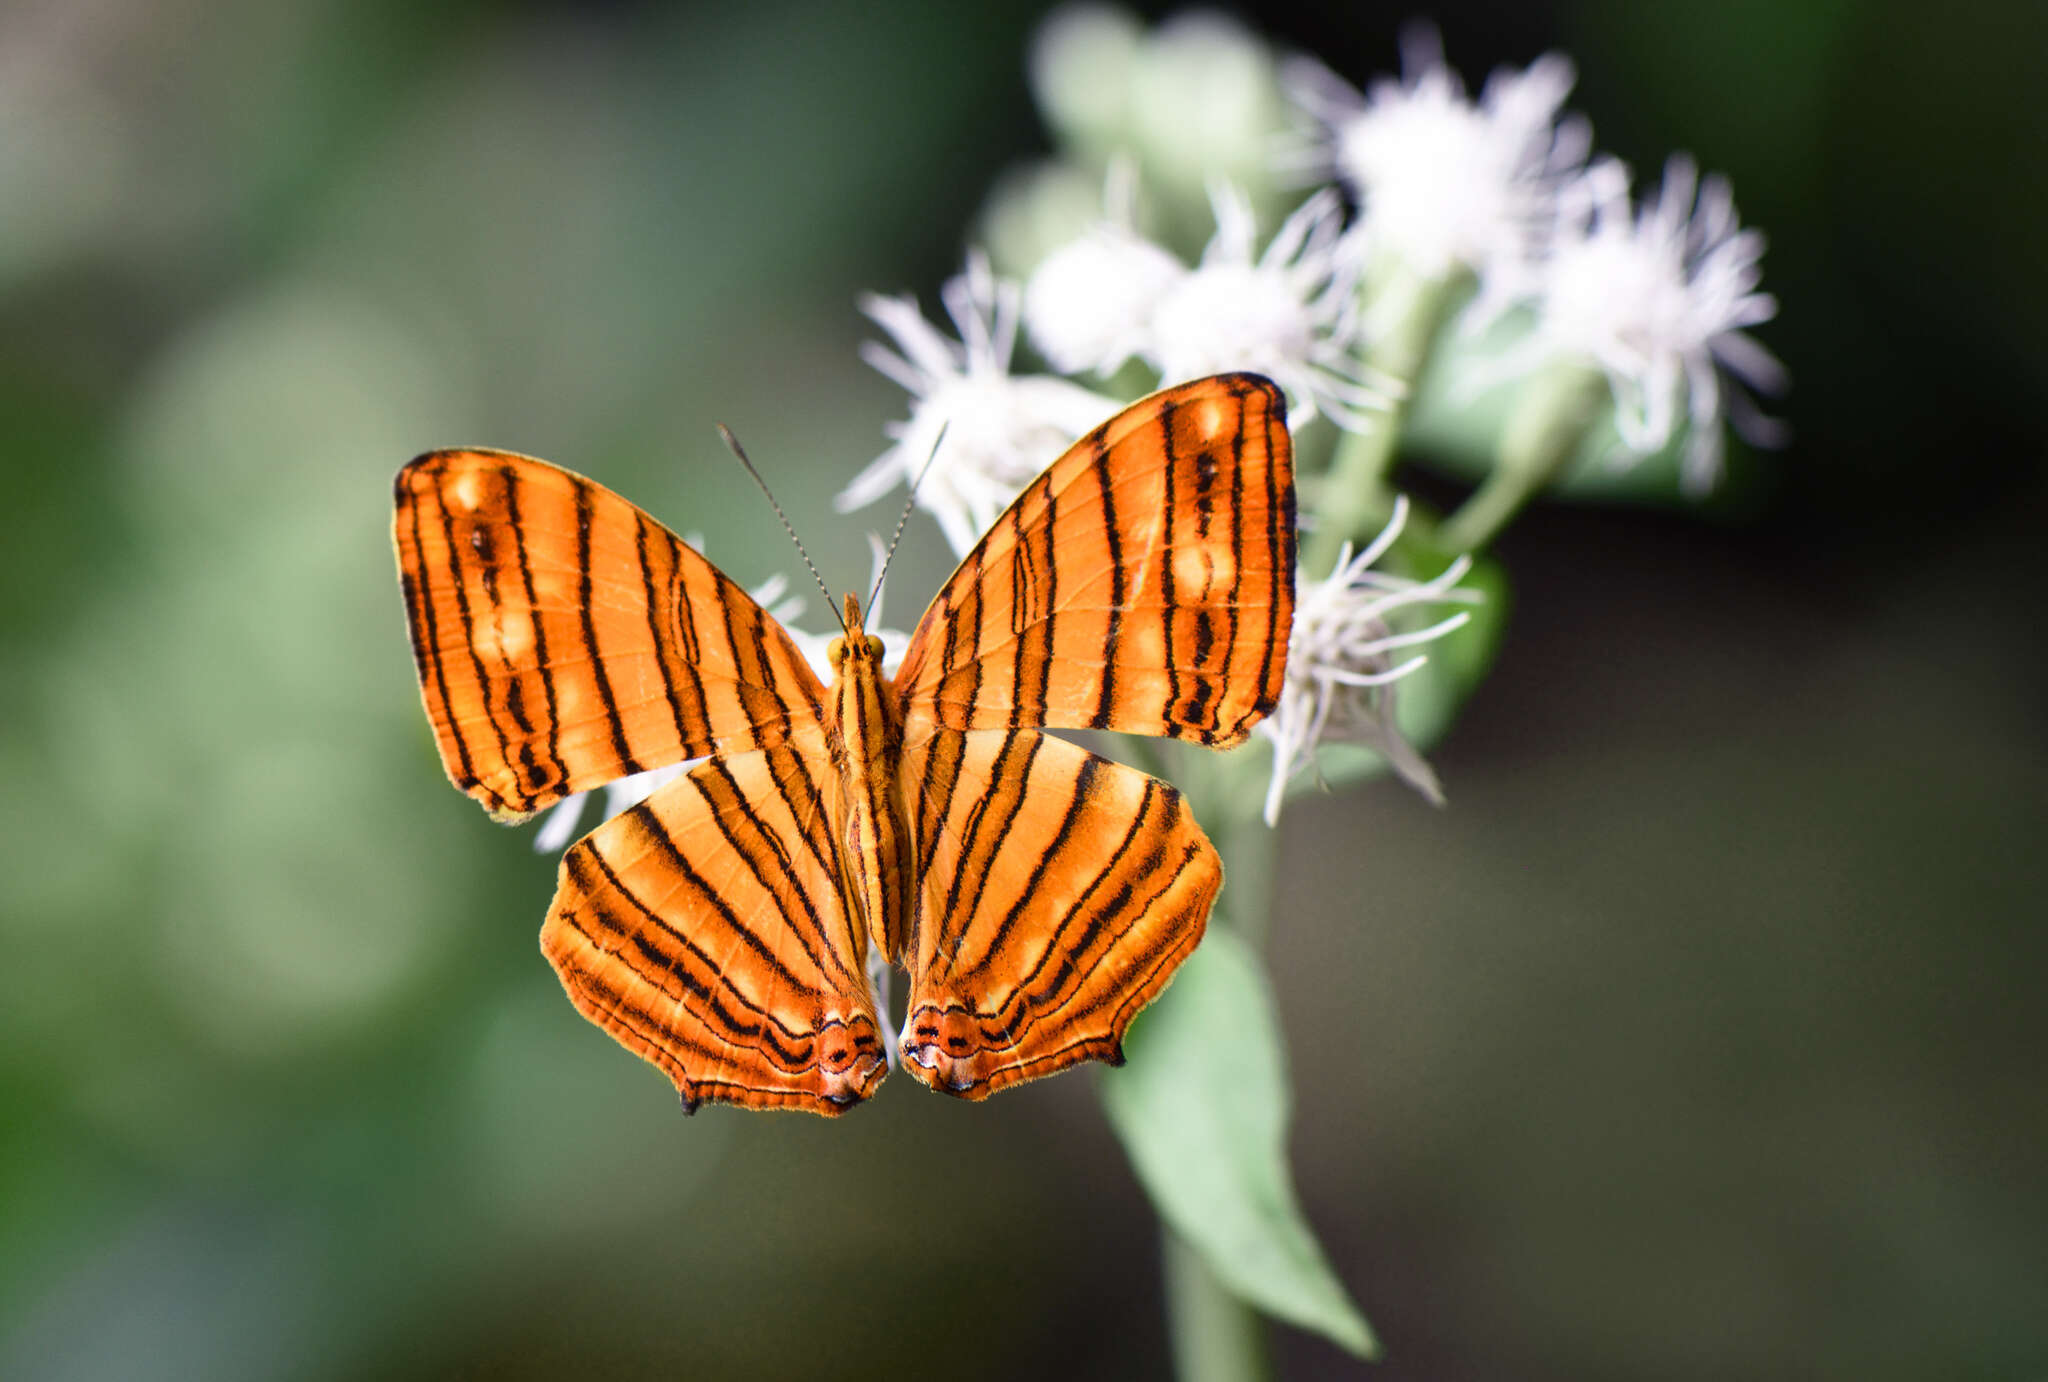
<box><xmin>826</xmin><ymin>593</ymin><xmax>886</xmax><ymax>669</ymax></box>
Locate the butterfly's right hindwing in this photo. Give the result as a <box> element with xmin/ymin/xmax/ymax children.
<box><xmin>896</xmin><ymin>728</ymin><xmax>1218</xmax><ymax>1099</ymax></box>
<box><xmin>393</xmin><ymin>450</ymin><xmax>826</xmax><ymax>820</ymax></box>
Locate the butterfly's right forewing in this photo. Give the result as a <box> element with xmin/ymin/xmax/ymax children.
<box><xmin>892</xmin><ymin>373</ymin><xmax>1294</xmax><ymax>748</ymax></box>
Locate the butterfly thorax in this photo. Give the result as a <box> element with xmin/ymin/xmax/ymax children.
<box><xmin>825</xmin><ymin>594</ymin><xmax>917</xmax><ymax>967</ymax></box>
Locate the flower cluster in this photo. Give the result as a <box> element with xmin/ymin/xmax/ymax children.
<box><xmin>822</xmin><ymin>8</ymin><xmax>1783</xmax><ymax>816</ymax></box>
<box><xmin>537</xmin><ymin>8</ymin><xmax>1786</xmax><ymax>852</ymax></box>
<box><xmin>1279</xmin><ymin>24</ymin><xmax>1781</xmax><ymax>487</ymax></box>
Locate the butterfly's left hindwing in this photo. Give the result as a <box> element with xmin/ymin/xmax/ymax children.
<box><xmin>543</xmin><ymin>728</ymin><xmax>885</xmax><ymax>1115</ymax></box>
<box><xmin>393</xmin><ymin>450</ymin><xmax>826</xmax><ymax>820</ymax></box>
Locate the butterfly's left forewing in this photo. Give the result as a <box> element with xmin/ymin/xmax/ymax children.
<box><xmin>394</xmin><ymin>450</ymin><xmax>826</xmax><ymax>821</ymax></box>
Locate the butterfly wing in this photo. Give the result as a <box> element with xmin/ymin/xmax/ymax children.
<box><xmin>892</xmin><ymin>372</ymin><xmax>1295</xmax><ymax>747</ymax></box>
<box><xmin>896</xmin><ymin>728</ymin><xmax>1218</xmax><ymax>1098</ymax></box>
<box><xmin>394</xmin><ymin>449</ymin><xmax>827</xmax><ymax>821</ymax></box>
<box><xmin>542</xmin><ymin>728</ymin><xmax>887</xmax><ymax>1115</ymax></box>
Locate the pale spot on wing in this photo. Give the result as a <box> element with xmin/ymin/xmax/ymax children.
<box><xmin>450</xmin><ymin>468</ymin><xmax>484</xmax><ymax>511</ymax></box>
<box><xmin>1190</xmin><ymin>398</ymin><xmax>1226</xmax><ymax>439</ymax></box>
<box><xmin>1173</xmin><ymin>543</ymin><xmax>1234</xmax><ymax>594</ymax></box>
<box><xmin>495</xmin><ymin>608</ymin><xmax>534</xmax><ymax>660</ymax></box>
<box><xmin>1132</xmin><ymin>623</ymin><xmax>1167</xmax><ymax>665</ymax></box>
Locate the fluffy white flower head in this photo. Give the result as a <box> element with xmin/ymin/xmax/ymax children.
<box><xmin>1538</xmin><ymin>155</ymin><xmax>1786</xmax><ymax>492</ymax></box>
<box><xmin>1284</xmin><ymin>29</ymin><xmax>1587</xmax><ymax>290</ymax></box>
<box><xmin>1142</xmin><ymin>182</ymin><xmax>1386</xmax><ymax>430</ymax></box>
<box><xmin>1023</xmin><ymin>163</ymin><xmax>1187</xmax><ymax>377</ymax></box>
<box><xmin>839</xmin><ymin>251</ymin><xmax>1117</xmax><ymax>558</ymax></box>
<box><xmin>1259</xmin><ymin>497</ymin><xmax>1477</xmax><ymax>825</ymax></box>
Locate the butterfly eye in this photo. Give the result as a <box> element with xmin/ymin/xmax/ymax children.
<box><xmin>826</xmin><ymin>635</ymin><xmax>846</xmax><ymax>666</ymax></box>
<box><xmin>864</xmin><ymin>634</ymin><xmax>885</xmax><ymax>660</ymax></box>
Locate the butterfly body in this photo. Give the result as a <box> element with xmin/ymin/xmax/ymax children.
<box><xmin>394</xmin><ymin>373</ymin><xmax>1295</xmax><ymax>1115</ymax></box>
<box><xmin>822</xmin><ymin>601</ymin><xmax>917</xmax><ymax>965</ymax></box>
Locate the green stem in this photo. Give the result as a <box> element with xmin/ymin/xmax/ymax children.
<box><xmin>1149</xmin><ymin>747</ymin><xmax>1285</xmax><ymax>1380</ymax></box>
<box><xmin>1165</xmin><ymin>1227</ymin><xmax>1273</xmax><ymax>1382</ymax></box>
<box><xmin>1216</xmin><ymin>785</ymin><xmax>1278</xmax><ymax>951</ymax></box>
<box><xmin>1304</xmin><ymin>268</ymin><xmax>1463</xmax><ymax>578</ymax></box>
<box><xmin>1440</xmin><ymin>360</ymin><xmax>1609</xmax><ymax>553</ymax></box>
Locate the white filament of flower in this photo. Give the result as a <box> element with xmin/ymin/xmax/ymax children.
<box><xmin>1258</xmin><ymin>497</ymin><xmax>1478</xmax><ymax>825</ymax></box>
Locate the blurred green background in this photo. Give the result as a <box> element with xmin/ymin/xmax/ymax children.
<box><xmin>2</xmin><ymin>1</ymin><xmax>2043</xmax><ymax>1378</ymax></box>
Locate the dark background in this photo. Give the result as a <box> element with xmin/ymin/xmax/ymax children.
<box><xmin>2</xmin><ymin>1</ymin><xmax>2042</xmax><ymax>1378</ymax></box>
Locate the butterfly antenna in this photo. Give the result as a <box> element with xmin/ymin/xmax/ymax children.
<box><xmin>867</xmin><ymin>421</ymin><xmax>949</xmax><ymax>614</ymax></box>
<box><xmin>717</xmin><ymin>424</ymin><xmax>842</xmax><ymax>630</ymax></box>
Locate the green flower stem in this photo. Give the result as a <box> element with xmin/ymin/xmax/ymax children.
<box><xmin>1215</xmin><ymin>782</ymin><xmax>1279</xmax><ymax>951</ymax></box>
<box><xmin>1440</xmin><ymin>359</ymin><xmax>1609</xmax><ymax>553</ymax></box>
<box><xmin>1166</xmin><ymin>1227</ymin><xmax>1274</xmax><ymax>1382</ymax></box>
<box><xmin>1303</xmin><ymin>268</ymin><xmax>1463</xmax><ymax>578</ymax></box>
<box><xmin>1149</xmin><ymin>745</ymin><xmax>1286</xmax><ymax>1380</ymax></box>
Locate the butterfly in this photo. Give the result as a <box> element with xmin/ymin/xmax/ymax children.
<box><xmin>393</xmin><ymin>372</ymin><xmax>1295</xmax><ymax>1115</ymax></box>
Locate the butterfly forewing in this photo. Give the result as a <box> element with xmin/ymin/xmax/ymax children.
<box><xmin>896</xmin><ymin>728</ymin><xmax>1219</xmax><ymax>1098</ymax></box>
<box><xmin>394</xmin><ymin>449</ymin><xmax>826</xmax><ymax>820</ymax></box>
<box><xmin>542</xmin><ymin>729</ymin><xmax>885</xmax><ymax>1115</ymax></box>
<box><xmin>892</xmin><ymin>372</ymin><xmax>1295</xmax><ymax>748</ymax></box>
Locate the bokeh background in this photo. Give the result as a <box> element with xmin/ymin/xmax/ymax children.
<box><xmin>3</xmin><ymin>1</ymin><xmax>2044</xmax><ymax>1378</ymax></box>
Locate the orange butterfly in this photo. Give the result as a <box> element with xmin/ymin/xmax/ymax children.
<box><xmin>393</xmin><ymin>373</ymin><xmax>1295</xmax><ymax>1114</ymax></box>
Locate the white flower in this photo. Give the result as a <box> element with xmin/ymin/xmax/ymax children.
<box><xmin>1125</xmin><ymin>9</ymin><xmax>1286</xmax><ymax>199</ymax></box>
<box><xmin>1282</xmin><ymin>28</ymin><xmax>1587</xmax><ymax>306</ymax></box>
<box><xmin>1029</xmin><ymin>6</ymin><xmax>1286</xmax><ymax>202</ymax></box>
<box><xmin>1259</xmin><ymin>498</ymin><xmax>1478</xmax><ymax>825</ymax></box>
<box><xmin>532</xmin><ymin>546</ymin><xmax>909</xmax><ymax>854</ymax></box>
<box><xmin>1141</xmin><ymin>182</ymin><xmax>1387</xmax><ymax>430</ymax></box>
<box><xmin>839</xmin><ymin>251</ymin><xmax>1118</xmax><ymax>558</ymax></box>
<box><xmin>1536</xmin><ymin>155</ymin><xmax>1786</xmax><ymax>492</ymax></box>
<box><xmin>1027</xmin><ymin>2</ymin><xmax>1146</xmax><ymax>154</ymax></box>
<box><xmin>1023</xmin><ymin>162</ymin><xmax>1186</xmax><ymax>377</ymax></box>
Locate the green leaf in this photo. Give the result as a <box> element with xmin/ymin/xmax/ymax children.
<box><xmin>1101</xmin><ymin>929</ymin><xmax>1379</xmax><ymax>1358</ymax></box>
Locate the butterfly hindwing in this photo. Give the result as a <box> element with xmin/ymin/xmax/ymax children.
<box><xmin>892</xmin><ymin>373</ymin><xmax>1295</xmax><ymax>749</ymax></box>
<box><xmin>896</xmin><ymin>727</ymin><xmax>1219</xmax><ymax>1099</ymax></box>
<box><xmin>542</xmin><ymin>729</ymin><xmax>886</xmax><ymax>1115</ymax></box>
<box><xmin>393</xmin><ymin>449</ymin><xmax>827</xmax><ymax>820</ymax></box>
